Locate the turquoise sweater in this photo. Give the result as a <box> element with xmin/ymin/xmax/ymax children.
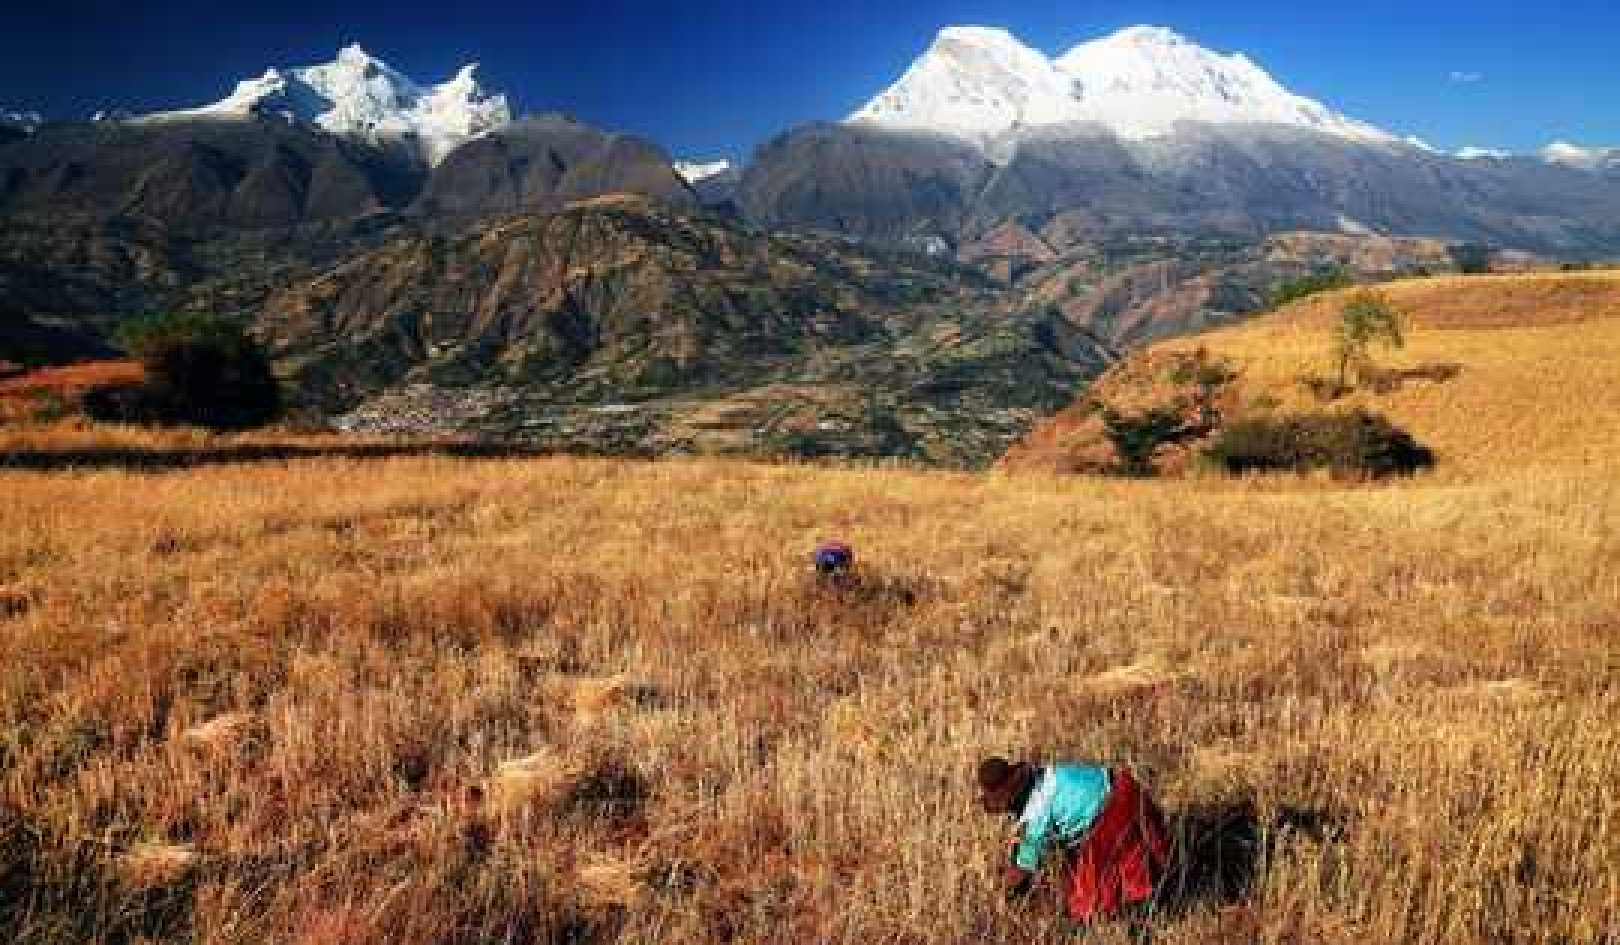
<box><xmin>1013</xmin><ymin>763</ymin><xmax>1112</xmax><ymax>871</ymax></box>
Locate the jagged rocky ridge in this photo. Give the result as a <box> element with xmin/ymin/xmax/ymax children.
<box><xmin>139</xmin><ymin>44</ymin><xmax>510</xmax><ymax>166</ymax></box>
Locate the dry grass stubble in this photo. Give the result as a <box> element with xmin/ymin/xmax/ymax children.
<box><xmin>1</xmin><ymin>454</ymin><xmax>1616</xmax><ymax>943</ymax></box>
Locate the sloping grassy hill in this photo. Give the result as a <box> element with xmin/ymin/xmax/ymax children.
<box><xmin>1005</xmin><ymin>270</ymin><xmax>1620</xmax><ymax>477</ymax></box>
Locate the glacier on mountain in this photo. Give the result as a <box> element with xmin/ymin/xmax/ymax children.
<box><xmin>674</xmin><ymin>159</ymin><xmax>736</xmax><ymax>185</ymax></box>
<box><xmin>1541</xmin><ymin>140</ymin><xmax>1619</xmax><ymax>171</ymax></box>
<box><xmin>849</xmin><ymin>24</ymin><xmax>1397</xmax><ymax>148</ymax></box>
<box><xmin>140</xmin><ymin>44</ymin><xmax>511</xmax><ymax>164</ymax></box>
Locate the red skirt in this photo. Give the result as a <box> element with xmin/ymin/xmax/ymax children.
<box><xmin>1062</xmin><ymin>769</ymin><xmax>1170</xmax><ymax>921</ymax></box>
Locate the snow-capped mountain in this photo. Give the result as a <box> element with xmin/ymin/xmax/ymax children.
<box><xmin>1</xmin><ymin>109</ymin><xmax>42</xmax><ymax>134</ymax></box>
<box><xmin>849</xmin><ymin>25</ymin><xmax>1396</xmax><ymax>148</ymax></box>
<box><xmin>141</xmin><ymin>44</ymin><xmax>511</xmax><ymax>165</ymax></box>
<box><xmin>1541</xmin><ymin>141</ymin><xmax>1619</xmax><ymax>172</ymax></box>
<box><xmin>673</xmin><ymin>159</ymin><xmax>736</xmax><ymax>185</ymax></box>
<box><xmin>1457</xmin><ymin>147</ymin><xmax>1511</xmax><ymax>161</ymax></box>
<box><xmin>849</xmin><ymin>27</ymin><xmax>1082</xmax><ymax>145</ymax></box>
<box><xmin>1057</xmin><ymin>26</ymin><xmax>1392</xmax><ymax>142</ymax></box>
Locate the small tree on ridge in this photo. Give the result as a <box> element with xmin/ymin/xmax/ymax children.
<box><xmin>1333</xmin><ymin>290</ymin><xmax>1406</xmax><ymax>390</ymax></box>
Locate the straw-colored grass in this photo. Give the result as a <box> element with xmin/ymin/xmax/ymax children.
<box><xmin>2</xmin><ymin>446</ymin><xmax>1616</xmax><ymax>943</ymax></box>
<box><xmin>1155</xmin><ymin>271</ymin><xmax>1620</xmax><ymax>475</ymax></box>
<box><xmin>2</xmin><ymin>271</ymin><xmax>1616</xmax><ymax>943</ymax></box>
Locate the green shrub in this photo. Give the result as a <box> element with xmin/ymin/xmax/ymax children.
<box><xmin>112</xmin><ymin>313</ymin><xmax>281</xmax><ymax>430</ymax></box>
<box><xmin>1267</xmin><ymin>267</ymin><xmax>1355</xmax><ymax>310</ymax></box>
<box><xmin>1204</xmin><ymin>409</ymin><xmax>1434</xmax><ymax>478</ymax></box>
<box><xmin>1102</xmin><ymin>406</ymin><xmax>1189</xmax><ymax>477</ymax></box>
<box><xmin>1449</xmin><ymin>245</ymin><xmax>1494</xmax><ymax>275</ymax></box>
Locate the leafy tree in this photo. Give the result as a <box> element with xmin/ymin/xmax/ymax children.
<box><xmin>1167</xmin><ymin>348</ymin><xmax>1238</xmax><ymax>428</ymax></box>
<box><xmin>114</xmin><ymin>312</ymin><xmax>281</xmax><ymax>430</ymax></box>
<box><xmin>1333</xmin><ymin>290</ymin><xmax>1406</xmax><ymax>390</ymax></box>
<box><xmin>1102</xmin><ymin>406</ymin><xmax>1188</xmax><ymax>477</ymax></box>
<box><xmin>1449</xmin><ymin>245</ymin><xmax>1494</xmax><ymax>275</ymax></box>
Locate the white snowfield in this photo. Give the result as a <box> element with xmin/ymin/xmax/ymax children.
<box><xmin>1456</xmin><ymin>147</ymin><xmax>1512</xmax><ymax>161</ymax></box>
<box><xmin>673</xmin><ymin>159</ymin><xmax>735</xmax><ymax>184</ymax></box>
<box><xmin>849</xmin><ymin>24</ymin><xmax>1398</xmax><ymax>147</ymax></box>
<box><xmin>139</xmin><ymin>44</ymin><xmax>511</xmax><ymax>165</ymax></box>
<box><xmin>1541</xmin><ymin>140</ymin><xmax>1619</xmax><ymax>171</ymax></box>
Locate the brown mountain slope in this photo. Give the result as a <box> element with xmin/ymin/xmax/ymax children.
<box><xmin>1015</xmin><ymin>232</ymin><xmax>1529</xmax><ymax>352</ymax></box>
<box><xmin>1001</xmin><ymin>270</ymin><xmax>1620</xmax><ymax>477</ymax></box>
<box><xmin>412</xmin><ymin>116</ymin><xmax>698</xmax><ymax>220</ymax></box>
<box><xmin>259</xmin><ymin>195</ymin><xmax>1110</xmax><ymax>465</ymax></box>
<box><xmin>0</xmin><ymin>119</ymin><xmax>422</xmax><ymax>232</ymax></box>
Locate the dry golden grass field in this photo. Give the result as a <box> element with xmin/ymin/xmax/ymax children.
<box><xmin>1153</xmin><ymin>271</ymin><xmax>1620</xmax><ymax>476</ymax></box>
<box><xmin>1</xmin><ymin>272</ymin><xmax>1617</xmax><ymax>944</ymax></box>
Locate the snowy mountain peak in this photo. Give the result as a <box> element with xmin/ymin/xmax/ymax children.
<box><xmin>849</xmin><ymin>24</ymin><xmax>1395</xmax><ymax>148</ymax></box>
<box><xmin>1542</xmin><ymin>140</ymin><xmax>1619</xmax><ymax>171</ymax></box>
<box><xmin>850</xmin><ymin>25</ymin><xmax>1080</xmax><ymax>144</ymax></box>
<box><xmin>934</xmin><ymin>25</ymin><xmax>1026</xmax><ymax>47</ymax></box>
<box><xmin>1056</xmin><ymin>24</ymin><xmax>1395</xmax><ymax>142</ymax></box>
<box><xmin>336</xmin><ymin>43</ymin><xmax>376</xmax><ymax>65</ymax></box>
<box><xmin>445</xmin><ymin>63</ymin><xmax>483</xmax><ymax>88</ymax></box>
<box><xmin>1105</xmin><ymin>25</ymin><xmax>1195</xmax><ymax>48</ymax></box>
<box><xmin>140</xmin><ymin>46</ymin><xmax>511</xmax><ymax>165</ymax></box>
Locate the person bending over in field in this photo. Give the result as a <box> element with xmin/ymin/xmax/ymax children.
<box><xmin>977</xmin><ymin>756</ymin><xmax>1170</xmax><ymax>923</ymax></box>
<box><xmin>812</xmin><ymin>538</ymin><xmax>854</xmax><ymax>586</ymax></box>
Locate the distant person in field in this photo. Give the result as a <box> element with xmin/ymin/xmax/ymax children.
<box><xmin>977</xmin><ymin>756</ymin><xmax>1170</xmax><ymax>923</ymax></box>
<box><xmin>812</xmin><ymin>538</ymin><xmax>854</xmax><ymax>581</ymax></box>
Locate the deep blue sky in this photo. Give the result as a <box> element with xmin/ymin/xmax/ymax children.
<box><xmin>5</xmin><ymin>0</ymin><xmax>1617</xmax><ymax>161</ymax></box>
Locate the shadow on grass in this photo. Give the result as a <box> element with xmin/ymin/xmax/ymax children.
<box><xmin>1</xmin><ymin>803</ymin><xmax>197</xmax><ymax>945</ymax></box>
<box><xmin>1155</xmin><ymin>801</ymin><xmax>1341</xmax><ymax>914</ymax></box>
<box><xmin>0</xmin><ymin>441</ymin><xmax>567</xmax><ymax>472</ymax></box>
